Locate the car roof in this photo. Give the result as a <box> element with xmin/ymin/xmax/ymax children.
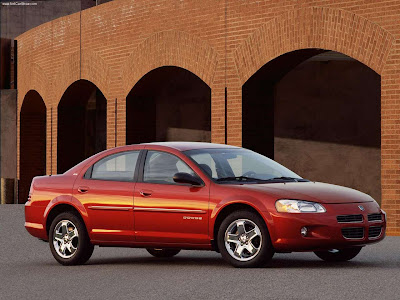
<box><xmin>140</xmin><ymin>142</ymin><xmax>240</xmax><ymax>151</ymax></box>
<box><xmin>64</xmin><ymin>142</ymin><xmax>239</xmax><ymax>175</ymax></box>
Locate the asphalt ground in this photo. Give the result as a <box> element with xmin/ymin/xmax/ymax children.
<box><xmin>1</xmin><ymin>205</ymin><xmax>399</xmax><ymax>300</ymax></box>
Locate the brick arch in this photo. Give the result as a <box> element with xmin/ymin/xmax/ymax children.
<box><xmin>20</xmin><ymin>89</ymin><xmax>47</xmax><ymax>110</ymax></box>
<box><xmin>52</xmin><ymin>49</ymin><xmax>112</xmax><ymax>106</ymax></box>
<box><xmin>121</xmin><ymin>30</ymin><xmax>219</xmax><ymax>96</ymax></box>
<box><xmin>17</xmin><ymin>63</ymin><xmax>51</xmax><ymax>178</ymax></box>
<box><xmin>51</xmin><ymin>51</ymin><xmax>80</xmax><ymax>106</ymax></box>
<box><xmin>81</xmin><ymin>49</ymin><xmax>112</xmax><ymax>99</ymax></box>
<box><xmin>18</xmin><ymin>63</ymin><xmax>50</xmax><ymax>109</ymax></box>
<box><xmin>233</xmin><ymin>7</ymin><xmax>395</xmax><ymax>84</ymax></box>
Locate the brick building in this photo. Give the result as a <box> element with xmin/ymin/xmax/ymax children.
<box><xmin>13</xmin><ymin>0</ymin><xmax>400</xmax><ymax>234</ymax></box>
<box><xmin>1</xmin><ymin>0</ymin><xmax>107</xmax><ymax>204</ymax></box>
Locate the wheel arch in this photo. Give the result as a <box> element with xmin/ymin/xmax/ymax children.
<box><xmin>45</xmin><ymin>202</ymin><xmax>88</xmax><ymax>237</ymax></box>
<box><xmin>211</xmin><ymin>202</ymin><xmax>270</xmax><ymax>252</ymax></box>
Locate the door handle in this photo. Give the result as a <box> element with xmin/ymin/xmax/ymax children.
<box><xmin>140</xmin><ymin>190</ymin><xmax>152</xmax><ymax>197</ymax></box>
<box><xmin>78</xmin><ymin>186</ymin><xmax>89</xmax><ymax>193</ymax></box>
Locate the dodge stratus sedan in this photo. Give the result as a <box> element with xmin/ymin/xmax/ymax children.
<box><xmin>25</xmin><ymin>142</ymin><xmax>386</xmax><ymax>267</ymax></box>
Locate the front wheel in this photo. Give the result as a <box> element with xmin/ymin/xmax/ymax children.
<box><xmin>217</xmin><ymin>210</ymin><xmax>274</xmax><ymax>268</ymax></box>
<box><xmin>146</xmin><ymin>248</ymin><xmax>181</xmax><ymax>258</ymax></box>
<box><xmin>314</xmin><ymin>247</ymin><xmax>362</xmax><ymax>262</ymax></box>
<box><xmin>49</xmin><ymin>212</ymin><xmax>94</xmax><ymax>266</ymax></box>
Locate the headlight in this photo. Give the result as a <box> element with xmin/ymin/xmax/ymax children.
<box><xmin>275</xmin><ymin>199</ymin><xmax>326</xmax><ymax>213</ymax></box>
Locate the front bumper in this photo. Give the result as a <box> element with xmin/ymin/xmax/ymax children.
<box><xmin>268</xmin><ymin>201</ymin><xmax>386</xmax><ymax>252</ymax></box>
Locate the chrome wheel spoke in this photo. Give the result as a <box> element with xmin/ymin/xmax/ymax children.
<box><xmin>226</xmin><ymin>233</ymin><xmax>240</xmax><ymax>244</ymax></box>
<box><xmin>246</xmin><ymin>242</ymin><xmax>258</xmax><ymax>255</ymax></box>
<box><xmin>246</xmin><ymin>228</ymin><xmax>260</xmax><ymax>241</ymax></box>
<box><xmin>236</xmin><ymin>221</ymin><xmax>246</xmax><ymax>235</ymax></box>
<box><xmin>68</xmin><ymin>228</ymin><xmax>77</xmax><ymax>239</ymax></box>
<box><xmin>60</xmin><ymin>242</ymin><xmax>66</xmax><ymax>253</ymax></box>
<box><xmin>234</xmin><ymin>244</ymin><xmax>245</xmax><ymax>258</ymax></box>
<box><xmin>66</xmin><ymin>243</ymin><xmax>72</xmax><ymax>253</ymax></box>
<box><xmin>54</xmin><ymin>232</ymin><xmax>63</xmax><ymax>242</ymax></box>
<box><xmin>61</xmin><ymin>221</ymin><xmax>68</xmax><ymax>234</ymax></box>
<box><xmin>70</xmin><ymin>241</ymin><xmax>78</xmax><ymax>250</ymax></box>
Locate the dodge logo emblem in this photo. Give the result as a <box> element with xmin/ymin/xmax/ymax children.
<box><xmin>358</xmin><ymin>205</ymin><xmax>365</xmax><ymax>211</ymax></box>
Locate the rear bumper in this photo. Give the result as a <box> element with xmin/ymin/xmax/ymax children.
<box><xmin>25</xmin><ymin>201</ymin><xmax>47</xmax><ymax>240</ymax></box>
<box><xmin>268</xmin><ymin>201</ymin><xmax>386</xmax><ymax>252</ymax></box>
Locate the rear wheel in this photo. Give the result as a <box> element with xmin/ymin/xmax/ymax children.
<box><xmin>217</xmin><ymin>210</ymin><xmax>274</xmax><ymax>268</ymax></box>
<box><xmin>49</xmin><ymin>212</ymin><xmax>94</xmax><ymax>266</ymax></box>
<box><xmin>314</xmin><ymin>247</ymin><xmax>362</xmax><ymax>262</ymax></box>
<box><xmin>146</xmin><ymin>248</ymin><xmax>181</xmax><ymax>258</ymax></box>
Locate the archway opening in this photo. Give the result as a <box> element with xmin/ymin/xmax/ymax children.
<box><xmin>243</xmin><ymin>49</ymin><xmax>381</xmax><ymax>202</ymax></box>
<box><xmin>126</xmin><ymin>66</ymin><xmax>211</xmax><ymax>144</ymax></box>
<box><xmin>57</xmin><ymin>80</ymin><xmax>106</xmax><ymax>173</ymax></box>
<box><xmin>20</xmin><ymin>90</ymin><xmax>46</xmax><ymax>203</ymax></box>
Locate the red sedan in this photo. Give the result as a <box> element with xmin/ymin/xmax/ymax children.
<box><xmin>25</xmin><ymin>142</ymin><xmax>386</xmax><ymax>267</ymax></box>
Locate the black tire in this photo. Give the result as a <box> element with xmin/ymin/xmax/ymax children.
<box><xmin>49</xmin><ymin>212</ymin><xmax>94</xmax><ymax>266</ymax></box>
<box><xmin>314</xmin><ymin>247</ymin><xmax>362</xmax><ymax>262</ymax></box>
<box><xmin>146</xmin><ymin>248</ymin><xmax>181</xmax><ymax>258</ymax></box>
<box><xmin>217</xmin><ymin>210</ymin><xmax>274</xmax><ymax>268</ymax></box>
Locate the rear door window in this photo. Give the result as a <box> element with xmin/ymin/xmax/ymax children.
<box><xmin>90</xmin><ymin>151</ymin><xmax>140</xmax><ymax>182</ymax></box>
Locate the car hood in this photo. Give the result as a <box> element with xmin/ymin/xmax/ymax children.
<box><xmin>237</xmin><ymin>181</ymin><xmax>375</xmax><ymax>204</ymax></box>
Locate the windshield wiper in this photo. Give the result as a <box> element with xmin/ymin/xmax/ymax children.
<box><xmin>216</xmin><ymin>176</ymin><xmax>265</xmax><ymax>182</ymax></box>
<box><xmin>216</xmin><ymin>176</ymin><xmax>309</xmax><ymax>183</ymax></box>
<box><xmin>265</xmin><ymin>177</ymin><xmax>309</xmax><ymax>182</ymax></box>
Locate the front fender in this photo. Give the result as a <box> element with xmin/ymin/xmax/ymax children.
<box><xmin>210</xmin><ymin>195</ymin><xmax>275</xmax><ymax>240</ymax></box>
<box><xmin>211</xmin><ymin>194</ymin><xmax>268</xmax><ymax>219</ymax></box>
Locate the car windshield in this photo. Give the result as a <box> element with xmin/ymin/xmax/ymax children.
<box><xmin>185</xmin><ymin>148</ymin><xmax>305</xmax><ymax>183</ymax></box>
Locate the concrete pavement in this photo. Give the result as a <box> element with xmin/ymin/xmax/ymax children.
<box><xmin>1</xmin><ymin>205</ymin><xmax>399</xmax><ymax>300</ymax></box>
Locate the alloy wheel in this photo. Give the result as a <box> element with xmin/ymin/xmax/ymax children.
<box><xmin>53</xmin><ymin>219</ymin><xmax>79</xmax><ymax>259</ymax></box>
<box><xmin>224</xmin><ymin>219</ymin><xmax>262</xmax><ymax>261</ymax></box>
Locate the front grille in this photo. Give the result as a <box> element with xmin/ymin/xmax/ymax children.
<box><xmin>337</xmin><ymin>214</ymin><xmax>363</xmax><ymax>223</ymax></box>
<box><xmin>368</xmin><ymin>213</ymin><xmax>382</xmax><ymax>222</ymax></box>
<box><xmin>368</xmin><ymin>226</ymin><xmax>382</xmax><ymax>238</ymax></box>
<box><xmin>341</xmin><ymin>227</ymin><xmax>364</xmax><ymax>239</ymax></box>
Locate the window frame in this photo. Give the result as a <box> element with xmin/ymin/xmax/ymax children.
<box><xmin>138</xmin><ymin>150</ymin><xmax>204</xmax><ymax>186</ymax></box>
<box><xmin>83</xmin><ymin>150</ymin><xmax>143</xmax><ymax>182</ymax></box>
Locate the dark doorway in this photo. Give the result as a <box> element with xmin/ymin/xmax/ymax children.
<box><xmin>126</xmin><ymin>66</ymin><xmax>211</xmax><ymax>144</ymax></box>
<box><xmin>20</xmin><ymin>90</ymin><xmax>46</xmax><ymax>203</ymax></box>
<box><xmin>243</xmin><ymin>50</ymin><xmax>381</xmax><ymax>202</ymax></box>
<box><xmin>57</xmin><ymin>80</ymin><xmax>106</xmax><ymax>173</ymax></box>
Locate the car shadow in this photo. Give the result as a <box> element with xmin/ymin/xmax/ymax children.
<box><xmin>266</xmin><ymin>257</ymin><xmax>383</xmax><ymax>269</ymax></box>
<box><xmin>86</xmin><ymin>254</ymin><xmax>385</xmax><ymax>269</ymax></box>
<box><xmin>87</xmin><ymin>255</ymin><xmax>227</xmax><ymax>267</ymax></box>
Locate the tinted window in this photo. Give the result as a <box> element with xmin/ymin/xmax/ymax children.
<box><xmin>143</xmin><ymin>151</ymin><xmax>195</xmax><ymax>184</ymax></box>
<box><xmin>91</xmin><ymin>151</ymin><xmax>139</xmax><ymax>182</ymax></box>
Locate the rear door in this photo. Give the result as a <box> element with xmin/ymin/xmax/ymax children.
<box><xmin>73</xmin><ymin>150</ymin><xmax>140</xmax><ymax>243</ymax></box>
<box><xmin>134</xmin><ymin>150</ymin><xmax>209</xmax><ymax>245</ymax></box>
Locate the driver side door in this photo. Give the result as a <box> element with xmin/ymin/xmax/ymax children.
<box><xmin>133</xmin><ymin>150</ymin><xmax>209</xmax><ymax>245</ymax></box>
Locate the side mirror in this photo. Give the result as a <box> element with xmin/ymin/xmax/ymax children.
<box><xmin>173</xmin><ymin>172</ymin><xmax>203</xmax><ymax>186</ymax></box>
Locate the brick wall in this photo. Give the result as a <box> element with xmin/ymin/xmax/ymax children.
<box><xmin>16</xmin><ymin>0</ymin><xmax>400</xmax><ymax>234</ymax></box>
